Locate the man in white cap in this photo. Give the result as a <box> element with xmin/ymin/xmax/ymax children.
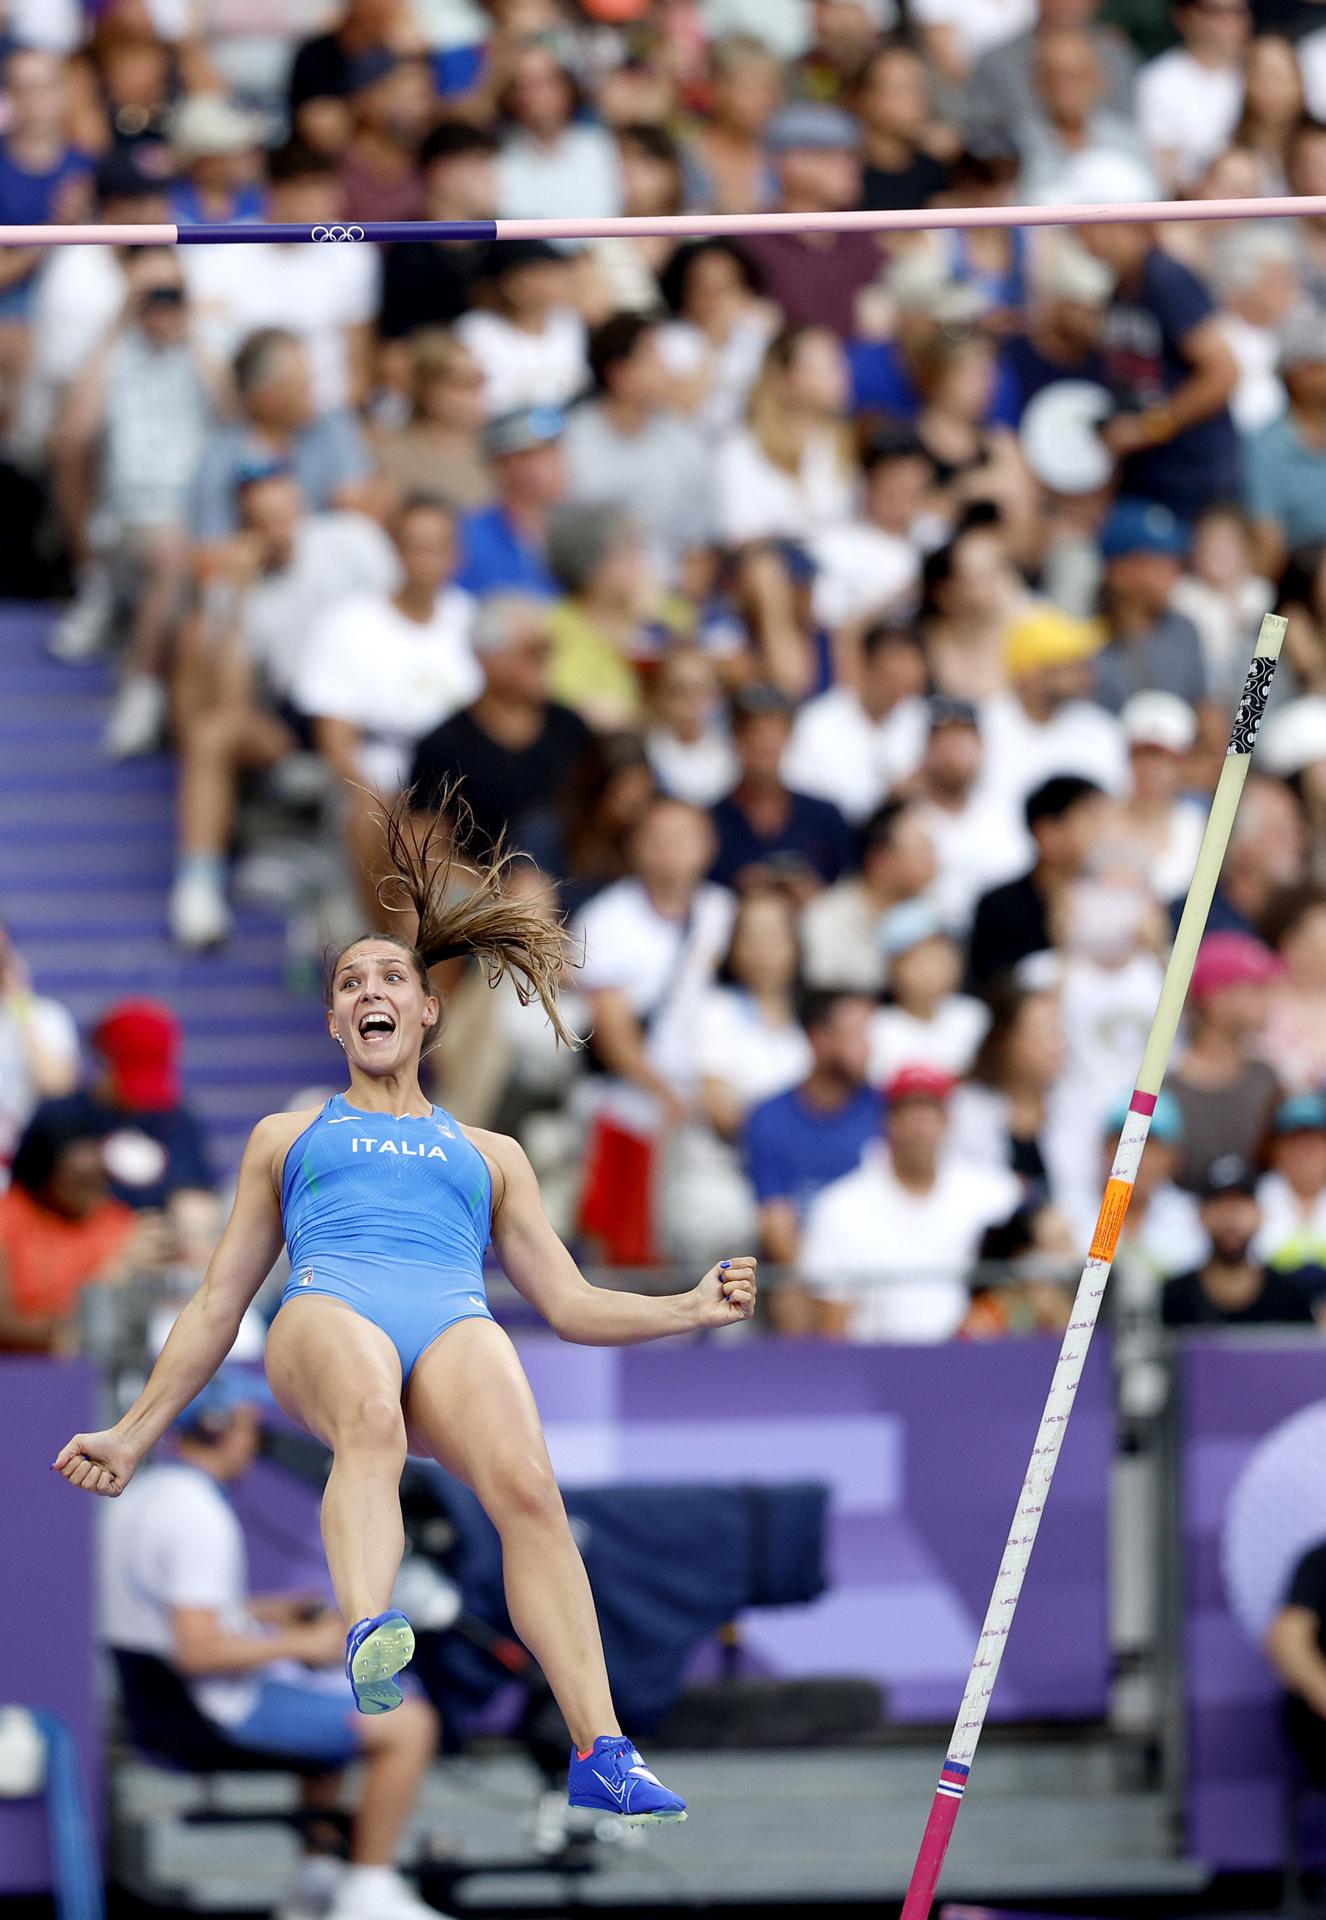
<box><xmin>169</xmin><ymin>94</ymin><xmax>268</xmax><ymax>228</ymax></box>
<box><xmin>1105</xmin><ymin>689</ymin><xmax>1205</xmax><ymax>908</ymax></box>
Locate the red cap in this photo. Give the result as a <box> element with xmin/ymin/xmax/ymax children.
<box><xmin>884</xmin><ymin>1062</ymin><xmax>958</xmax><ymax>1105</ymax></box>
<box><xmin>1189</xmin><ymin>933</ymin><xmax>1283</xmax><ymax>1003</ymax></box>
<box><xmin>93</xmin><ymin>999</ymin><xmax>181</xmax><ymax>1110</ymax></box>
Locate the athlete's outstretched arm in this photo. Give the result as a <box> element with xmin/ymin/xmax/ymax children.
<box><xmin>52</xmin><ymin>1116</ymin><xmax>290</xmax><ymax>1497</ymax></box>
<box><xmin>479</xmin><ymin>1129</ymin><xmax>757</xmax><ymax>1344</ymax></box>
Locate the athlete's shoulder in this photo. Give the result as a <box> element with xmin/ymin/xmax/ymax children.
<box><xmin>459</xmin><ymin>1124</ymin><xmax>529</xmax><ymax>1208</ymax></box>
<box><xmin>246</xmin><ymin>1105</ymin><xmax>328</xmax><ymax>1177</ymax></box>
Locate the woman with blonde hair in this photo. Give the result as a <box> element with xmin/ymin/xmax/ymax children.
<box><xmin>373</xmin><ymin>329</ymin><xmax>492</xmax><ymax>512</ymax></box>
<box><xmin>715</xmin><ymin>324</ymin><xmax>857</xmax><ymax>547</ymax></box>
<box><xmin>55</xmin><ymin>793</ymin><xmax>756</xmax><ymax>1830</ymax></box>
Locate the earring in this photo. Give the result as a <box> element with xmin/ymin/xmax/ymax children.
<box><xmin>334</xmin><ymin>1034</ymin><xmax>345</xmax><ymax>1048</ymax></box>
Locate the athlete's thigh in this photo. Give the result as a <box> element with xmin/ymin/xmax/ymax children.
<box><xmin>265</xmin><ymin>1297</ymin><xmax>404</xmax><ymax>1446</ymax></box>
<box><xmin>402</xmin><ymin>1318</ymin><xmax>553</xmax><ymax>1494</ymax></box>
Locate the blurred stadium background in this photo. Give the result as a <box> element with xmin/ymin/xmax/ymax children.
<box><xmin>8</xmin><ymin>0</ymin><xmax>1326</xmax><ymax>1916</ymax></box>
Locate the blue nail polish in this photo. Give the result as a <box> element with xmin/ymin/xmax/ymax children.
<box><xmin>720</xmin><ymin>1261</ymin><xmax>730</xmax><ymax>1269</ymax></box>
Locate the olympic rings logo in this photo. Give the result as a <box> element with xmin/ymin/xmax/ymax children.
<box><xmin>310</xmin><ymin>225</ymin><xmax>366</xmax><ymax>242</ymax></box>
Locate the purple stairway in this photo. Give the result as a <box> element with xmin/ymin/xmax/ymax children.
<box><xmin>0</xmin><ymin>603</ymin><xmax>334</xmax><ymax>1177</ymax></box>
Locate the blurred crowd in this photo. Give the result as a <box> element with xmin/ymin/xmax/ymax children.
<box><xmin>8</xmin><ymin>0</ymin><xmax>1326</xmax><ymax>1349</ymax></box>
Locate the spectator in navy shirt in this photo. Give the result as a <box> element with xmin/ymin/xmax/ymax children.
<box><xmin>1081</xmin><ymin>215</ymin><xmax>1240</xmax><ymax>520</ymax></box>
<box><xmin>744</xmin><ymin>988</ymin><xmax>882</xmax><ymax>1310</ymax></box>
<box><xmin>0</xmin><ymin>49</ymin><xmax>93</xmax><ymax>426</ymax></box>
<box><xmin>710</xmin><ymin>684</ymin><xmax>854</xmax><ymax>897</ymax></box>
<box><xmin>455</xmin><ymin>406</ymin><xmax>566</xmax><ymax>598</ymax></box>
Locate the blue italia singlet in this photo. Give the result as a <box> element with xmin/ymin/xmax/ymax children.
<box><xmin>278</xmin><ymin>1093</ymin><xmax>495</xmax><ymax>1379</ymax></box>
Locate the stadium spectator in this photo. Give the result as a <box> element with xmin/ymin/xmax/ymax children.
<box><xmin>1167</xmin><ymin>932</ymin><xmax>1284</xmax><ymax>1189</ymax></box>
<box><xmin>662</xmin><ymin>887</ymin><xmax>812</xmax><ymax>1267</ymax></box>
<box><xmin>0</xmin><ymin>1106</ymin><xmax>172</xmax><ymax>1354</ymax></box>
<box><xmin>739</xmin><ymin>103</ymin><xmax>884</xmax><ymax>336</ymax></box>
<box><xmin>408</xmin><ymin>592</ymin><xmax>590</xmax><ymax>854</ymax></box>
<box><xmin>1092</xmin><ymin>499</ymin><xmax>1208</xmax><ymax>714</ymax></box>
<box><xmin>189</xmin><ymin>328</ymin><xmax>375</xmax><ymax>556</ymax></box>
<box><xmin>1000</xmin><ymin>235</ymin><xmax>1113</xmax><ymax>417</ymax></box>
<box><xmin>919</xmin><ymin>516</ymin><xmax>1025</xmax><ymax>704</ymax></box>
<box><xmin>962</xmin><ymin>0</ymin><xmax>1138</xmax><ymax>134</ymax></box>
<box><xmin>1232</xmin><ymin>35</ymin><xmax>1305</xmax><ymax>194</ymax></box>
<box><xmin>1161</xmin><ymin>1153</ymin><xmax>1325</xmax><ymax>1327</ymax></box>
<box><xmin>168</xmin><ymin>93</ymin><xmax>268</xmax><ymax>228</ymax></box>
<box><xmin>1266</xmin><ymin>1536</ymin><xmax>1326</xmax><ymax>1791</ymax></box>
<box><xmin>292</xmin><ymin>497</ymin><xmax>481</xmax><ymax>908</ymax></box>
<box><xmin>910</xmin><ymin>693</ymin><xmax>1029</xmax><ymax>930</ymax></box>
<box><xmin>1103</xmin><ymin>692</ymin><xmax>1205</xmax><ymax>908</ymax></box>
<box><xmin>801</xmin><ymin>794</ymin><xmax>938</xmax><ymax>992</ymax></box>
<box><xmin>544</xmin><ymin>503</ymin><xmax>656</xmax><ymax>731</ymax></box>
<box><xmin>1201</xmin><ymin>773</ymin><xmax>1309</xmax><ymax>937</ymax></box>
<box><xmin>968</xmin><ymin>772</ymin><xmax>1108</xmax><ymax>988</ymax></box>
<box><xmin>782</xmin><ymin>623</ymin><xmax>929</xmax><ymax>825</ymax></box>
<box><xmin>183</xmin><ymin>140</ymin><xmax>381</xmax><ymax>413</ymax></box>
<box><xmin>522</xmin><ymin>732</ymin><xmax>656</xmax><ymax>923</ymax></box>
<box><xmin>1015</xmin><ymin>27</ymin><xmax>1155</xmax><ymax>206</ymax></box>
<box><xmin>170</xmin><ymin>469</ymin><xmax>398</xmax><ymax>948</ymax></box>
<box><xmin>563</xmin><ymin>313</ymin><xmax>716</xmax><ymax>587</ymax></box>
<box><xmin>1256</xmin><ymin>1093</ymin><xmax>1326</xmax><ymax>1270</ymax></box>
<box><xmin>709</xmin><ymin>683</ymin><xmax>854</xmax><ymax>897</ymax></box>
<box><xmin>908</xmin><ymin>329</ymin><xmax>1039</xmax><ymax>559</ymax></box>
<box><xmin>101</xmin><ymin>1370</ymin><xmax>442</xmax><ymax>1920</ymax></box>
<box><xmin>337</xmin><ymin>50</ymin><xmax>433</xmax><ymax>223</ymax></box>
<box><xmin>681</xmin><ymin>34</ymin><xmax>783</xmax><ymax>215</ymax></box>
<box><xmin>0</xmin><ymin>49</ymin><xmax>93</xmax><ymax>429</ymax></box>
<box><xmin>573</xmin><ymin>796</ymin><xmax>734</xmax><ymax>1264</ymax></box>
<box><xmin>985</xmin><ymin>605</ymin><xmax>1128</xmax><ymax>810</ymax></box>
<box><xmin>454</xmin><ymin>405</ymin><xmax>566</xmax><ymax>598</ymax></box>
<box><xmin>495</xmin><ymin>40</ymin><xmax>623</xmax><ymax>221</ymax></box>
<box><xmin>288</xmin><ymin>0</ymin><xmax>417</xmax><ymax>159</ymax></box>
<box><xmin>376</xmin><ymin>123</ymin><xmax>498</xmax><ymax>344</ymax></box>
<box><xmin>1246</xmin><ymin>313</ymin><xmax>1326</xmax><ymax>578</ymax></box>
<box><xmin>0</xmin><ymin>922</ymin><xmax>79</xmax><ymax>1181</ymax></box>
<box><xmin>656</xmin><ymin>238</ymin><xmax>778</xmax><ymax>442</ymax></box>
<box><xmin>373</xmin><ymin>329</ymin><xmax>492</xmax><ymax>512</ymax></box>
<box><xmin>949</xmin><ymin>977</ymin><xmax>1070</xmax><ymax>1205</ymax></box>
<box><xmin>715</xmin><ymin>325</ymin><xmax>856</xmax><ymax>548</ymax></box>
<box><xmin>868</xmin><ymin>900</ymin><xmax>988</xmax><ymax>1082</ymax></box>
<box><xmin>962</xmin><ymin>1201</ymin><xmax>1078</xmax><ymax>1338</ymax></box>
<box><xmin>1134</xmin><ymin>0</ymin><xmax>1248</xmax><ymax>192</ymax></box>
<box><xmin>914</xmin><ymin>0</ymin><xmax>1037</xmax><ymax>94</ymax></box>
<box><xmin>455</xmin><ymin>242</ymin><xmax>588</xmax><ymax>421</ymax></box>
<box><xmin>1287</xmin><ymin>117</ymin><xmax>1326</xmax><ymax>310</ymax></box>
<box><xmin>807</xmin><ymin>429</ymin><xmax>937</xmax><ymax>635</ymax></box>
<box><xmin>800</xmin><ymin>1062</ymin><xmax>1024</xmax><ymax>1342</ymax></box>
<box><xmin>53</xmin><ymin>250</ymin><xmax>216</xmax><ymax>760</ymax></box>
<box><xmin>1082</xmin><ymin>206</ymin><xmax>1241</xmax><ymax>521</ymax></box>
<box><xmin>1260</xmin><ymin>882</ymin><xmax>1326</xmax><ymax>1091</ymax></box>
<box><xmin>644</xmin><ymin>646</ymin><xmax>740</xmax><ymax>809</ymax></box>
<box><xmin>1171</xmin><ymin>502</ymin><xmax>1276</xmax><ymax>706</ymax></box>
<box><xmin>854</xmin><ymin>40</ymin><xmax>950</xmax><ymax>214</ymax></box>
<box><xmin>1207</xmin><ymin>224</ymin><xmax>1298</xmax><ymax>436</ymax></box>
<box><xmin>744</xmin><ymin>987</ymin><xmax>881</xmax><ymax>1287</ymax></box>
<box><xmin>788</xmin><ymin>0</ymin><xmax>886</xmax><ymax>105</ymax></box>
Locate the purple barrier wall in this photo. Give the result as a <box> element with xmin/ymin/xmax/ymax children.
<box><xmin>0</xmin><ymin>1359</ymin><xmax>98</xmax><ymax>1895</ymax></box>
<box><xmin>1181</xmin><ymin>1336</ymin><xmax>1326</xmax><ymax>1870</ymax></box>
<box><xmin>237</xmin><ymin>1337</ymin><xmax>1112</xmax><ymax>1726</ymax></box>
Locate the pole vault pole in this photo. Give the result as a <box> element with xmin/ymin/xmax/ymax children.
<box><xmin>900</xmin><ymin>611</ymin><xmax>1287</xmax><ymax>1918</ymax></box>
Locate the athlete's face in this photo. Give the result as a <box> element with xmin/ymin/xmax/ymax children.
<box><xmin>329</xmin><ymin>945</ymin><xmax>439</xmax><ymax>1078</ymax></box>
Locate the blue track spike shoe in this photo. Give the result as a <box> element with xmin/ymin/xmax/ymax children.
<box><xmin>567</xmin><ymin>1735</ymin><xmax>687</xmax><ymax>1824</ymax></box>
<box><xmin>345</xmin><ymin>1610</ymin><xmax>415</xmax><ymax>1715</ymax></box>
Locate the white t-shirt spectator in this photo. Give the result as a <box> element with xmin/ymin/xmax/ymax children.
<box><xmin>808</xmin><ymin>522</ymin><xmax>921</xmax><ymax>631</ymax></box>
<box><xmin>802</xmin><ymin>1145</ymin><xmax>1023</xmax><ymax>1341</ymax></box>
<box><xmin>867</xmin><ymin>996</ymin><xmax>989</xmax><ymax>1086</ymax></box>
<box><xmin>916</xmin><ymin>788</ymin><xmax>1031</xmax><ymax>933</ymax></box>
<box><xmin>293</xmin><ymin>587</ymin><xmax>483</xmax><ymax>793</ymax></box>
<box><xmin>455</xmin><ymin>308</ymin><xmax>588</xmax><ymax>419</ymax></box>
<box><xmin>572</xmin><ymin>878</ymin><xmax>736</xmax><ymax>1120</ymax></box>
<box><xmin>17</xmin><ymin>247</ymin><xmax>126</xmax><ymax>454</ymax></box>
<box><xmin>1135</xmin><ymin>49</ymin><xmax>1243</xmax><ymax>189</ymax></box>
<box><xmin>714</xmin><ymin>427</ymin><xmax>856</xmax><ymax>547</ymax></box>
<box><xmin>239</xmin><ymin>511</ymin><xmax>400</xmax><ymax>701</ymax></box>
<box><xmin>910</xmin><ymin>0</ymin><xmax>1035</xmax><ymax>65</ymax></box>
<box><xmin>799</xmin><ymin>879</ymin><xmax>890</xmax><ymax>994</ymax></box>
<box><xmin>182</xmin><ymin>241</ymin><xmax>380</xmax><ymax>412</ymax></box>
<box><xmin>980</xmin><ymin>693</ymin><xmax>1130</xmax><ymax>812</ymax></box>
<box><xmin>694</xmin><ymin>986</ymin><xmax>813</xmax><ymax>1111</ymax></box>
<box><xmin>782</xmin><ymin>687</ymin><xmax>929</xmax><ymax>825</ymax></box>
<box><xmin>658</xmin><ymin>315</ymin><xmax>778</xmax><ymax>441</ymax></box>
<box><xmin>645</xmin><ymin>726</ymin><xmax>739</xmax><ymax>808</ymax></box>
<box><xmin>497</xmin><ymin>125</ymin><xmax>624</xmax><ymax>222</ymax></box>
<box><xmin>0</xmin><ymin>995</ymin><xmax>79</xmax><ymax>1176</ymax></box>
<box><xmin>1254</xmin><ymin>1170</ymin><xmax>1326</xmax><ymax>1267</ymax></box>
<box><xmin>100</xmin><ymin>1463</ymin><xmax>262</xmax><ymax>1727</ymax></box>
<box><xmin>1216</xmin><ymin>311</ymin><xmax>1286</xmax><ymax>435</ymax></box>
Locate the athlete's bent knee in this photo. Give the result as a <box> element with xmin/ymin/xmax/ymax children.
<box><xmin>486</xmin><ymin>1453</ymin><xmax>563</xmax><ymax>1527</ymax></box>
<box><xmin>334</xmin><ymin>1393</ymin><xmax>407</xmax><ymax>1459</ymax></box>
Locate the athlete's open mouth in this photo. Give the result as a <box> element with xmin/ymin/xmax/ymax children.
<box><xmin>358</xmin><ymin>1013</ymin><xmax>397</xmax><ymax>1040</ymax></box>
